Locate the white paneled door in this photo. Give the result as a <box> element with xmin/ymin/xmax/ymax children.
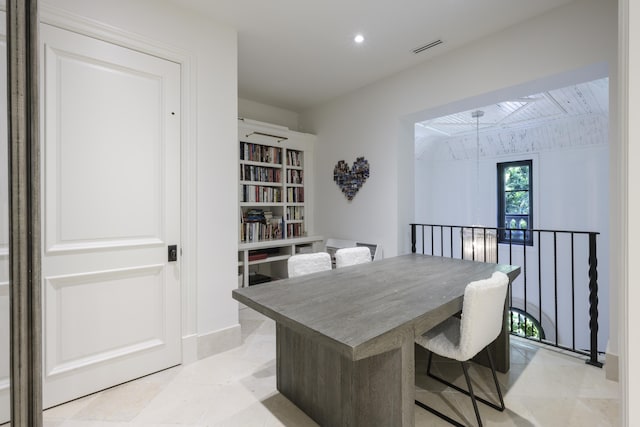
<box><xmin>0</xmin><ymin>11</ymin><xmax>9</xmax><ymax>425</ymax></box>
<box><xmin>41</xmin><ymin>24</ymin><xmax>181</xmax><ymax>408</ymax></box>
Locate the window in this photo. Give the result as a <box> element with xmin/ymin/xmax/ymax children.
<box><xmin>509</xmin><ymin>308</ymin><xmax>545</xmax><ymax>340</ymax></box>
<box><xmin>497</xmin><ymin>160</ymin><xmax>533</xmax><ymax>245</ymax></box>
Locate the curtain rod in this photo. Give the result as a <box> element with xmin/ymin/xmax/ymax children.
<box><xmin>245</xmin><ymin>131</ymin><xmax>288</xmax><ymax>142</ymax></box>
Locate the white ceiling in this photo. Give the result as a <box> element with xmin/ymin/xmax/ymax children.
<box><xmin>170</xmin><ymin>0</ymin><xmax>574</xmax><ymax>111</ymax></box>
<box><xmin>415</xmin><ymin>78</ymin><xmax>609</xmax><ymax>159</ymax></box>
<box><xmin>416</xmin><ymin>78</ymin><xmax>609</xmax><ymax>139</ymax></box>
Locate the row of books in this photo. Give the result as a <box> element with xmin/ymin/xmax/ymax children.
<box><xmin>286</xmin><ymin>150</ymin><xmax>303</xmax><ymax>167</ymax></box>
<box><xmin>241</xmin><ymin>185</ymin><xmax>282</xmax><ymax>203</ymax></box>
<box><xmin>242</xmin><ymin>208</ymin><xmax>267</xmax><ymax>223</ymax></box>
<box><xmin>240</xmin><ymin>165</ymin><xmax>282</xmax><ymax>183</ymax></box>
<box><xmin>286</xmin><ymin>223</ymin><xmax>305</xmax><ymax>238</ymax></box>
<box><xmin>243</xmin><ymin>208</ymin><xmax>303</xmax><ymax>224</ymax></box>
<box><xmin>286</xmin><ymin>206</ymin><xmax>304</xmax><ymax>221</ymax></box>
<box><xmin>247</xmin><ymin>247</ymin><xmax>282</xmax><ymax>262</ymax></box>
<box><xmin>287</xmin><ymin>169</ymin><xmax>303</xmax><ymax>184</ymax></box>
<box><xmin>239</xmin><ymin>166</ymin><xmax>304</xmax><ymax>186</ymax></box>
<box><xmin>240</xmin><ymin>142</ymin><xmax>282</xmax><ymax>164</ymax></box>
<box><xmin>240</xmin><ymin>221</ymin><xmax>283</xmax><ymax>242</ymax></box>
<box><xmin>241</xmin><ymin>209</ymin><xmax>283</xmax><ymax>242</ymax></box>
<box><xmin>287</xmin><ymin>187</ymin><xmax>304</xmax><ymax>203</ymax></box>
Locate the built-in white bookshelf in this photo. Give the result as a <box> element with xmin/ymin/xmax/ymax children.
<box><xmin>238</xmin><ymin>119</ymin><xmax>322</xmax><ymax>287</ymax></box>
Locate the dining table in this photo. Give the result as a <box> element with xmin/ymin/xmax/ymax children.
<box><xmin>232</xmin><ymin>253</ymin><xmax>520</xmax><ymax>427</ymax></box>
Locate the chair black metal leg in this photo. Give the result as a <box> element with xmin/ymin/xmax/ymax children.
<box><xmin>417</xmin><ymin>349</ymin><xmax>507</xmax><ymax>426</ymax></box>
<box><xmin>414</xmin><ymin>398</ymin><xmax>467</xmax><ymax>427</ymax></box>
<box><xmin>461</xmin><ymin>361</ymin><xmax>482</xmax><ymax>427</ymax></box>
<box><xmin>485</xmin><ymin>346</ymin><xmax>505</xmax><ymax>411</ymax></box>
<box><xmin>427</xmin><ymin>351</ymin><xmax>505</xmax><ymax>411</ymax></box>
<box><xmin>417</xmin><ymin>351</ymin><xmax>470</xmax><ymax>427</ymax></box>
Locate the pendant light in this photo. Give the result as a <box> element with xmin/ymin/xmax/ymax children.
<box><xmin>462</xmin><ymin>110</ymin><xmax>497</xmax><ymax>263</ymax></box>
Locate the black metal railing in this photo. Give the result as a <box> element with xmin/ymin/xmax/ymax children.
<box><xmin>410</xmin><ymin>223</ymin><xmax>602</xmax><ymax>368</ymax></box>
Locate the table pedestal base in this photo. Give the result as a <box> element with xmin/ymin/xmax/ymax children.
<box><xmin>276</xmin><ymin>323</ymin><xmax>415</xmax><ymax>427</ymax></box>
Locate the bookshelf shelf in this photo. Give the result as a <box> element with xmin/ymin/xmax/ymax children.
<box><xmin>238</xmin><ymin>119</ymin><xmax>322</xmax><ymax>288</ymax></box>
<box><xmin>240</xmin><ymin>159</ymin><xmax>283</xmax><ymax>167</ymax></box>
<box><xmin>240</xmin><ymin>180</ymin><xmax>283</xmax><ymax>187</ymax></box>
<box><xmin>248</xmin><ymin>254</ymin><xmax>289</xmax><ymax>265</ymax></box>
<box><xmin>240</xmin><ymin>202</ymin><xmax>284</xmax><ymax>207</ymax></box>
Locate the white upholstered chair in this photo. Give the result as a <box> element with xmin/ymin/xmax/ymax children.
<box><xmin>287</xmin><ymin>252</ymin><xmax>332</xmax><ymax>278</ymax></box>
<box><xmin>335</xmin><ymin>246</ymin><xmax>371</xmax><ymax>268</ymax></box>
<box><xmin>414</xmin><ymin>271</ymin><xmax>509</xmax><ymax>427</ymax></box>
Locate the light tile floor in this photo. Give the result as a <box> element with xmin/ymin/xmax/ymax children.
<box><xmin>35</xmin><ymin>308</ymin><xmax>618</xmax><ymax>426</ymax></box>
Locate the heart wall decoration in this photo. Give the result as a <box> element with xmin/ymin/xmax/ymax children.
<box><xmin>333</xmin><ymin>157</ymin><xmax>370</xmax><ymax>201</ymax></box>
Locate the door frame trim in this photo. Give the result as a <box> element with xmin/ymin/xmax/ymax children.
<box><xmin>7</xmin><ymin>0</ymin><xmax>43</xmax><ymax>424</ymax></box>
<box><xmin>38</xmin><ymin>4</ymin><xmax>198</xmax><ymax>363</ymax></box>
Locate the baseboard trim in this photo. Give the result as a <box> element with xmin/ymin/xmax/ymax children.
<box><xmin>605</xmin><ymin>352</ymin><xmax>619</xmax><ymax>382</ymax></box>
<box><xmin>182</xmin><ymin>333</ymin><xmax>198</xmax><ymax>365</ymax></box>
<box><xmin>197</xmin><ymin>324</ymin><xmax>242</xmax><ymax>360</ymax></box>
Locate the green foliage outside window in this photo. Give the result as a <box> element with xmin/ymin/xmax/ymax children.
<box><xmin>504</xmin><ymin>165</ymin><xmax>530</xmax><ymax>217</ymax></box>
<box><xmin>508</xmin><ymin>218</ymin><xmax>529</xmax><ymax>229</ymax></box>
<box><xmin>509</xmin><ymin>310</ymin><xmax>543</xmax><ymax>340</ymax></box>
<box><xmin>498</xmin><ymin>160</ymin><xmax>533</xmax><ymax>245</ymax></box>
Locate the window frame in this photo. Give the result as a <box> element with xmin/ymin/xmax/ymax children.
<box><xmin>497</xmin><ymin>159</ymin><xmax>533</xmax><ymax>246</ymax></box>
<box><xmin>509</xmin><ymin>307</ymin><xmax>546</xmax><ymax>340</ymax></box>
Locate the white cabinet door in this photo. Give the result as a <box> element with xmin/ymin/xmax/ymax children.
<box><xmin>0</xmin><ymin>11</ymin><xmax>9</xmax><ymax>425</ymax></box>
<box><xmin>41</xmin><ymin>24</ymin><xmax>181</xmax><ymax>408</ymax></box>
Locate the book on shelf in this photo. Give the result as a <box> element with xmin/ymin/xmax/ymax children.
<box><xmin>286</xmin><ymin>206</ymin><xmax>304</xmax><ymax>220</ymax></box>
<box><xmin>240</xmin><ymin>165</ymin><xmax>282</xmax><ymax>183</ymax></box>
<box><xmin>286</xmin><ymin>222</ymin><xmax>304</xmax><ymax>238</ymax></box>
<box><xmin>244</xmin><ymin>208</ymin><xmax>266</xmax><ymax>223</ymax></box>
<box><xmin>248</xmin><ymin>252</ymin><xmax>269</xmax><ymax>261</ymax></box>
<box><xmin>240</xmin><ymin>208</ymin><xmax>284</xmax><ymax>242</ymax></box>
<box><xmin>287</xmin><ymin>150</ymin><xmax>302</xmax><ymax>167</ymax></box>
<box><xmin>240</xmin><ymin>142</ymin><xmax>282</xmax><ymax>164</ymax></box>
<box><xmin>287</xmin><ymin>169</ymin><xmax>303</xmax><ymax>184</ymax></box>
<box><xmin>241</xmin><ymin>185</ymin><xmax>282</xmax><ymax>203</ymax></box>
<box><xmin>287</xmin><ymin>187</ymin><xmax>304</xmax><ymax>203</ymax></box>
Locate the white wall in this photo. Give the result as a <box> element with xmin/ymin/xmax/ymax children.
<box><xmin>300</xmin><ymin>0</ymin><xmax>617</xmax><ymax>363</ymax></box>
<box><xmin>621</xmin><ymin>0</ymin><xmax>639</xmax><ymax>423</ymax></box>
<box><xmin>42</xmin><ymin>0</ymin><xmax>240</xmax><ymax>357</ymax></box>
<box><xmin>239</xmin><ymin>98</ymin><xmax>300</xmax><ymax>131</ymax></box>
<box><xmin>301</xmin><ymin>0</ymin><xmax>616</xmax><ymax>252</ymax></box>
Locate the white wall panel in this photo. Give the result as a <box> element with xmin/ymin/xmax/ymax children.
<box><xmin>45</xmin><ymin>45</ymin><xmax>164</xmax><ymax>252</ymax></box>
<box><xmin>44</xmin><ymin>265</ymin><xmax>165</xmax><ymax>376</ymax></box>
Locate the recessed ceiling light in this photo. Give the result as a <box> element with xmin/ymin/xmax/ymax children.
<box><xmin>354</xmin><ymin>34</ymin><xmax>365</xmax><ymax>44</ymax></box>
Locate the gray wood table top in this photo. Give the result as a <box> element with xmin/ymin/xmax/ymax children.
<box><xmin>233</xmin><ymin>254</ymin><xmax>520</xmax><ymax>361</ymax></box>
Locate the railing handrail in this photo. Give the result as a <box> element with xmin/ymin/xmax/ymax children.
<box><xmin>410</xmin><ymin>223</ymin><xmax>602</xmax><ymax>368</ymax></box>
<box><xmin>410</xmin><ymin>222</ymin><xmax>600</xmax><ymax>236</ymax></box>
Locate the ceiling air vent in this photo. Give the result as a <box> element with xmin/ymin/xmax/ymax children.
<box><xmin>412</xmin><ymin>39</ymin><xmax>443</xmax><ymax>55</ymax></box>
